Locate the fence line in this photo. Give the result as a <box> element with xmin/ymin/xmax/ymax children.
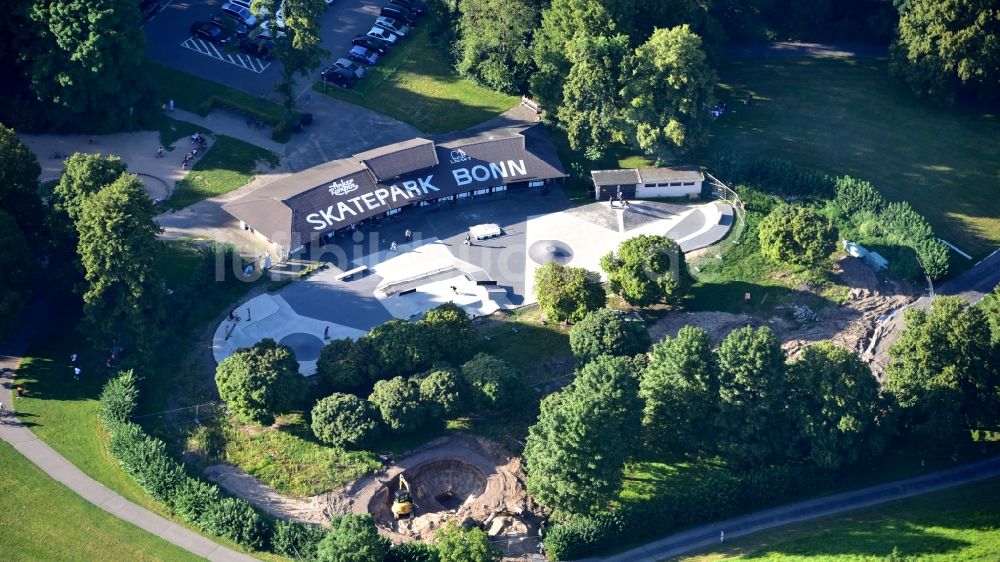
<box><xmin>687</xmin><ymin>172</ymin><xmax>748</xmax><ymax>278</ymax></box>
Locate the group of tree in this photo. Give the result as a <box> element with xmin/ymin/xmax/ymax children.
<box><xmin>252</xmin><ymin>0</ymin><xmax>329</xmax><ymax>119</ymax></box>
<box><xmin>309</xmin><ymin>515</ymin><xmax>499</xmax><ymax>562</ymax></box>
<box><xmin>316</xmin><ymin>303</ymin><xmax>478</xmax><ymax>394</ymax></box>
<box><xmin>311</xmin><ymin>353</ymin><xmax>525</xmax><ymax>448</ymax></box>
<box><xmin>526</xmin><ymin>323</ymin><xmax>898</xmax><ymax>515</ymax></box>
<box><xmin>0</xmin><ymin>125</ymin><xmax>166</xmax><ymax>353</ymax></box>
<box><xmin>533</xmin><ymin>262</ymin><xmax>606</xmax><ymax>323</ymax></box>
<box><xmin>1</xmin><ymin>0</ymin><xmax>156</xmax><ymax>132</ymax></box>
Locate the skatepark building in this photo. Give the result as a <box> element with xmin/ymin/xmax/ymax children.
<box><xmin>224</xmin><ymin>123</ymin><xmax>566</xmax><ymax>258</ymax></box>
<box><xmin>591</xmin><ymin>166</ymin><xmax>704</xmax><ymax>201</ymax></box>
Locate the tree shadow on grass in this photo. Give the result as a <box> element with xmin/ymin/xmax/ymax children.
<box><xmin>745</xmin><ymin>521</ymin><xmax>973</xmax><ymax>560</ymax></box>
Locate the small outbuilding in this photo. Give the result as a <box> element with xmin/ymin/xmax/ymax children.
<box><xmin>591</xmin><ymin>166</ymin><xmax>704</xmax><ymax>201</ymax></box>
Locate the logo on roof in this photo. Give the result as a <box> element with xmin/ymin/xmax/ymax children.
<box><xmin>328</xmin><ymin>178</ymin><xmax>359</xmax><ymax>197</ymax></box>
<box><xmin>449</xmin><ymin>149</ymin><xmax>470</xmax><ymax>164</ymax></box>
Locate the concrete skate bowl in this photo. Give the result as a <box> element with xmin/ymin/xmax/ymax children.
<box><xmin>528</xmin><ymin>239</ymin><xmax>574</xmax><ymax>265</ymax></box>
<box><xmin>278</xmin><ymin>332</ymin><xmax>324</xmax><ymax>361</ymax></box>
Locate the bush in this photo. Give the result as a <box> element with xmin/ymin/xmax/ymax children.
<box><xmin>834</xmin><ymin>176</ymin><xmax>885</xmax><ymax>215</ymax></box>
<box><xmin>460</xmin><ymin>353</ymin><xmax>525</xmax><ymax>410</ymax></box>
<box><xmin>543</xmin><ymin>464</ymin><xmax>825</xmax><ymax>560</ymax></box>
<box><xmin>215</xmin><ymin>338</ymin><xmax>303</xmax><ymax>425</ymax></box>
<box><xmin>758</xmin><ymin>205</ymin><xmax>837</xmax><ymax>266</ymax></box>
<box><xmin>172</xmin><ymin>477</ymin><xmax>222</xmax><ymax>526</ymax></box>
<box><xmin>311</xmin><ymin>393</ymin><xmax>382</xmax><ymax>448</ymax></box>
<box><xmin>386</xmin><ymin>541</ymin><xmax>440</xmax><ymax>562</ymax></box>
<box><xmin>273</xmin><ymin>520</ymin><xmax>327</xmax><ymax>560</ymax></box>
<box><xmin>534</xmin><ymin>262</ymin><xmax>606</xmax><ymax>323</ymax></box>
<box><xmin>569</xmin><ymin>308</ymin><xmax>651</xmax><ymax>363</ymax></box>
<box><xmin>600</xmin><ymin>235</ymin><xmax>687</xmax><ymax>306</ymax></box>
<box><xmin>200</xmin><ymin>497</ymin><xmax>271</xmax><ymax>551</ymax></box>
<box><xmin>317</xmin><ymin>514</ymin><xmax>391</xmax><ymax>562</ymax></box>
<box><xmin>106</xmin><ymin>422</ymin><xmax>186</xmax><ymax>504</ymax></box>
<box><xmin>419</xmin><ymin>364</ymin><xmax>467</xmax><ymax>418</ymax></box>
<box><xmin>712</xmin><ymin>153</ymin><xmax>836</xmax><ymax>198</ymax></box>
<box><xmin>420</xmin><ymin>302</ymin><xmax>478</xmax><ymax>362</ymax></box>
<box><xmin>369</xmin><ymin>376</ymin><xmax>429</xmax><ymax>433</ymax></box>
<box><xmin>368</xmin><ymin>320</ymin><xmax>440</xmax><ymax>378</ymax></box>
<box><xmin>98</xmin><ymin>369</ymin><xmax>139</xmax><ymax>425</ymax></box>
<box><xmin>316</xmin><ymin>337</ymin><xmax>380</xmax><ymax>393</ymax></box>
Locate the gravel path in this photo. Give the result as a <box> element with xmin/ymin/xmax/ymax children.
<box><xmin>726</xmin><ymin>41</ymin><xmax>889</xmax><ymax>59</ymax></box>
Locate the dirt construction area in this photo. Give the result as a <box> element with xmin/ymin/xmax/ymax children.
<box><xmin>651</xmin><ymin>256</ymin><xmax>920</xmax><ymax>361</ymax></box>
<box><xmin>204</xmin><ymin>435</ymin><xmax>543</xmax><ymax>556</ymax></box>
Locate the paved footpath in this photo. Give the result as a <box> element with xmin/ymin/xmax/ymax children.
<box><xmin>0</xmin><ymin>295</ymin><xmax>258</xmax><ymax>562</ymax></box>
<box><xmin>579</xmin><ymin>455</ymin><xmax>1000</xmax><ymax>562</ymax></box>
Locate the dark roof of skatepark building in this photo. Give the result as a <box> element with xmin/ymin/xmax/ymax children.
<box><xmin>224</xmin><ymin>122</ymin><xmax>566</xmax><ymax>252</ymax></box>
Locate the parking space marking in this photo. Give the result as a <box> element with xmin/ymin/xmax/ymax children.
<box><xmin>180</xmin><ymin>37</ymin><xmax>272</xmax><ymax>74</ymax></box>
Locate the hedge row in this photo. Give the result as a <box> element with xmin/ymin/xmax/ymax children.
<box><xmin>99</xmin><ymin>371</ymin><xmax>322</xmax><ymax>554</ymax></box>
<box><xmin>543</xmin><ymin>464</ymin><xmax>825</xmax><ymax>560</ymax></box>
<box><xmin>712</xmin><ymin>153</ymin><xmax>836</xmax><ymax>199</ymax></box>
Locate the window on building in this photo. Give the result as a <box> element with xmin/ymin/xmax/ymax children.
<box><xmin>670</xmin><ymin>182</ymin><xmax>682</xmax><ymax>186</ymax></box>
<box><xmin>528</xmin><ymin>180</ymin><xmax>545</xmax><ymax>188</ymax></box>
<box><xmin>682</xmin><ymin>181</ymin><xmax>695</xmax><ymax>186</ymax></box>
<box><xmin>492</xmin><ymin>185</ymin><xmax>507</xmax><ymax>193</ymax></box>
<box><xmin>457</xmin><ymin>192</ymin><xmax>470</xmax><ymax>199</ymax></box>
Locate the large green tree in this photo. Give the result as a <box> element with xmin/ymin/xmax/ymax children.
<box><xmin>758</xmin><ymin>205</ymin><xmax>836</xmax><ymax>266</ymax></box>
<box><xmin>557</xmin><ymin>33</ymin><xmax>631</xmax><ymax>160</ymax></box>
<box><xmin>534</xmin><ymin>262</ymin><xmax>606</xmax><ymax>323</ymax></box>
<box><xmin>48</xmin><ymin>153</ymin><xmax>129</xmax><ymax>283</ymax></box>
<box><xmin>434</xmin><ymin>520</ymin><xmax>501</xmax><ymax>562</ymax></box>
<box><xmin>789</xmin><ymin>343</ymin><xmax>892</xmax><ymax>469</ymax></box>
<box><xmin>885</xmin><ymin>297</ymin><xmax>999</xmax><ymax>441</ymax></box>
<box><xmin>600</xmin><ymin>235</ymin><xmax>687</xmax><ymax>306</ymax></box>
<box><xmin>75</xmin><ymin>172</ymin><xmax>163</xmax><ymax>355</ymax></box>
<box><xmin>418</xmin><ymin>364</ymin><xmax>467</xmax><ymax>418</ymax></box>
<box><xmin>529</xmin><ymin>0</ymin><xmax>616</xmax><ymax>109</ymax></box>
<box><xmin>455</xmin><ymin>0</ymin><xmax>537</xmax><ymax>94</ymax></box>
<box><xmin>890</xmin><ymin>0</ymin><xmax>1000</xmax><ymax>105</ymax></box>
<box><xmin>255</xmin><ymin>0</ymin><xmax>329</xmax><ymax>116</ymax></box>
<box><xmin>460</xmin><ymin>353</ymin><xmax>524</xmax><ymax>410</ymax></box>
<box><xmin>982</xmin><ymin>284</ymin><xmax>1000</xmax><ymax>345</ymax></box>
<box><xmin>524</xmin><ymin>356</ymin><xmax>643</xmax><ymax>514</ymax></box>
<box><xmin>420</xmin><ymin>302</ymin><xmax>478</xmax><ymax>363</ymax></box>
<box><xmin>316</xmin><ymin>514</ymin><xmax>390</xmax><ymax>562</ymax></box>
<box><xmin>622</xmin><ymin>25</ymin><xmax>717</xmax><ymax>156</ymax></box>
<box><xmin>311</xmin><ymin>393</ymin><xmax>381</xmax><ymax>448</ymax></box>
<box><xmin>316</xmin><ymin>337</ymin><xmax>381</xmax><ymax>393</ymax></box>
<box><xmin>368</xmin><ymin>376</ymin><xmax>428</xmax><ymax>433</ymax></box>
<box><xmin>215</xmin><ymin>339</ymin><xmax>303</xmax><ymax>425</ymax></box>
<box><xmin>640</xmin><ymin>326</ymin><xmax>719</xmax><ymax>455</ymax></box>
<box><xmin>0</xmin><ymin>210</ymin><xmax>32</xmax><ymax>337</ymax></box>
<box><xmin>27</xmin><ymin>0</ymin><xmax>153</xmax><ymax>130</ymax></box>
<box><xmin>716</xmin><ymin>326</ymin><xmax>798</xmax><ymax>466</ymax></box>
<box><xmin>368</xmin><ymin>320</ymin><xmax>439</xmax><ymax>378</ymax></box>
<box><xmin>568</xmin><ymin>308</ymin><xmax>651</xmax><ymax>363</ymax></box>
<box><xmin>0</xmin><ymin>125</ymin><xmax>43</xmax><ymax>240</ymax></box>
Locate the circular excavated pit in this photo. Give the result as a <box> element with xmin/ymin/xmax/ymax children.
<box><xmin>278</xmin><ymin>332</ymin><xmax>324</xmax><ymax>361</ymax></box>
<box><xmin>383</xmin><ymin>460</ymin><xmax>487</xmax><ymax>516</ymax></box>
<box><xmin>528</xmin><ymin>239</ymin><xmax>574</xmax><ymax>265</ymax></box>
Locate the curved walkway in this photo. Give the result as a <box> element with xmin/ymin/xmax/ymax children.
<box><xmin>0</xmin><ymin>299</ymin><xmax>257</xmax><ymax>562</ymax></box>
<box><xmin>579</xmin><ymin>456</ymin><xmax>1000</xmax><ymax>562</ymax></box>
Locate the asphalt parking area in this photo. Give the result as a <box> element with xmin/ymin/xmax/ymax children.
<box><xmin>180</xmin><ymin>36</ymin><xmax>273</xmax><ymax>73</ymax></box>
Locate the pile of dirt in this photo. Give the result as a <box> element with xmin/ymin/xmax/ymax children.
<box><xmin>652</xmin><ymin>257</ymin><xmax>918</xmax><ymax>360</ymax></box>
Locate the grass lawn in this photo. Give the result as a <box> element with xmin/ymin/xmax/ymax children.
<box><xmin>216</xmin><ymin>414</ymin><xmax>381</xmax><ymax>498</ymax></box>
<box><xmin>149</xmin><ymin>63</ymin><xmax>285</xmax><ymax>125</ymax></box>
<box><xmin>704</xmin><ymin>57</ymin><xmax>1000</xmax><ymax>258</ymax></box>
<box><xmin>163</xmin><ymin>135</ymin><xmax>279</xmax><ymax>211</ymax></box>
<box><xmin>0</xmin><ymin>440</ymin><xmax>199</xmax><ymax>562</ymax></box>
<box><xmin>314</xmin><ymin>27</ymin><xmax>518</xmax><ymax>135</ymax></box>
<box><xmin>676</xmin><ymin>477</ymin><xmax>1000</xmax><ymax>562</ymax></box>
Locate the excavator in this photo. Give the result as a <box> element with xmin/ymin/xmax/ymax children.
<box><xmin>391</xmin><ymin>475</ymin><xmax>414</xmax><ymax>519</ymax></box>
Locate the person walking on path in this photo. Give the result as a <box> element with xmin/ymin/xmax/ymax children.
<box><xmin>404</xmin><ymin>229</ymin><xmax>412</xmax><ymax>242</ymax></box>
<box><xmin>390</xmin><ymin>241</ymin><xmax>397</xmax><ymax>252</ymax></box>
<box><xmin>73</xmin><ymin>367</ymin><xmax>81</xmax><ymax>380</ymax></box>
<box><xmin>464</xmin><ymin>233</ymin><xmax>472</xmax><ymax>246</ymax></box>
<box><xmin>246</xmin><ymin>308</ymin><xmax>251</xmax><ymax>321</ymax></box>
<box><xmin>324</xmin><ymin>326</ymin><xmax>330</xmax><ymax>340</ymax></box>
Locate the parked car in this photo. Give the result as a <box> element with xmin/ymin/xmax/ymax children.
<box><xmin>334</xmin><ymin>58</ymin><xmax>366</xmax><ymax>78</ymax></box>
<box><xmin>366</xmin><ymin>26</ymin><xmax>399</xmax><ymax>45</ymax></box>
<box><xmin>390</xmin><ymin>0</ymin><xmax>424</xmax><ymax>16</ymax></box>
<box><xmin>347</xmin><ymin>45</ymin><xmax>379</xmax><ymax>66</ymax></box>
<box><xmin>321</xmin><ymin>66</ymin><xmax>358</xmax><ymax>88</ymax></box>
<box><xmin>230</xmin><ymin>0</ymin><xmax>271</xmax><ymax>20</ymax></box>
<box><xmin>220</xmin><ymin>2</ymin><xmax>257</xmax><ymax>27</ymax></box>
<box><xmin>353</xmin><ymin>35</ymin><xmax>390</xmax><ymax>55</ymax></box>
<box><xmin>374</xmin><ymin>16</ymin><xmax>408</xmax><ymax>37</ymax></box>
<box><xmin>380</xmin><ymin>5</ymin><xmax>416</xmax><ymax>26</ymax></box>
<box><xmin>190</xmin><ymin>21</ymin><xmax>233</xmax><ymax>45</ymax></box>
<box><xmin>211</xmin><ymin>12</ymin><xmax>250</xmax><ymax>36</ymax></box>
<box><xmin>239</xmin><ymin>36</ymin><xmax>275</xmax><ymax>59</ymax></box>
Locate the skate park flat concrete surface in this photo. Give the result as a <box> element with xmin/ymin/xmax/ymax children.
<box><xmin>212</xmin><ymin>293</ymin><xmax>365</xmax><ymax>375</ymax></box>
<box><xmin>214</xmin><ymin>192</ymin><xmax>732</xmax><ymax>369</ymax></box>
<box><xmin>20</xmin><ymin>130</ymin><xmax>210</xmax><ymax>201</ymax></box>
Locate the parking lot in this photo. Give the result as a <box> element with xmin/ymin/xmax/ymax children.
<box><xmin>144</xmin><ymin>0</ymin><xmax>385</xmax><ymax>96</ymax></box>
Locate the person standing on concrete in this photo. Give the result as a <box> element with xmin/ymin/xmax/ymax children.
<box><xmin>74</xmin><ymin>367</ymin><xmax>81</xmax><ymax>380</ymax></box>
<box><xmin>390</xmin><ymin>241</ymin><xmax>397</xmax><ymax>252</ymax></box>
<box><xmin>404</xmin><ymin>229</ymin><xmax>412</xmax><ymax>242</ymax></box>
<box><xmin>168</xmin><ymin>99</ymin><xmax>174</xmax><ymax>112</ymax></box>
<box><xmin>464</xmin><ymin>233</ymin><xmax>472</xmax><ymax>246</ymax></box>
<box><xmin>324</xmin><ymin>326</ymin><xmax>330</xmax><ymax>340</ymax></box>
